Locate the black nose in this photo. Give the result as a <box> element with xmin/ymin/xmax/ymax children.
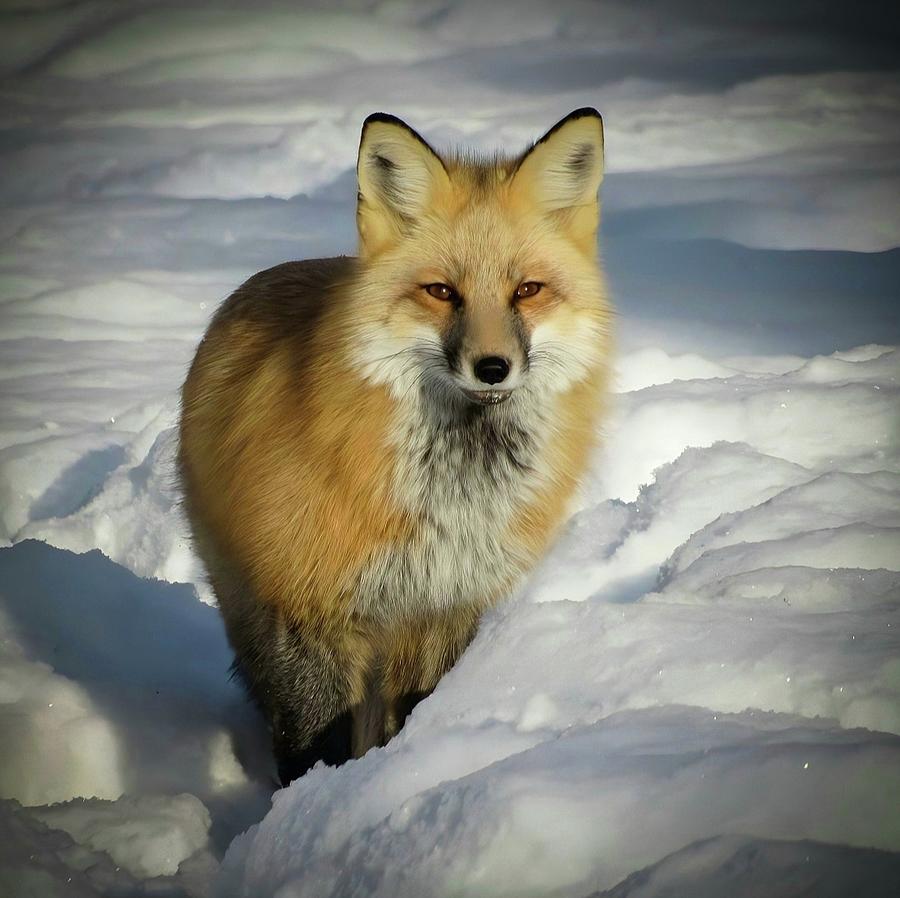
<box><xmin>474</xmin><ymin>356</ymin><xmax>510</xmax><ymax>385</ymax></box>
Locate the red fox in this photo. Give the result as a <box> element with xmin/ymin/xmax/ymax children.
<box><xmin>178</xmin><ymin>108</ymin><xmax>611</xmax><ymax>785</ymax></box>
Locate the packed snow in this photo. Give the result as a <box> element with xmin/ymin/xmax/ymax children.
<box><xmin>2</xmin><ymin>1</ymin><xmax>899</xmax><ymax>896</ymax></box>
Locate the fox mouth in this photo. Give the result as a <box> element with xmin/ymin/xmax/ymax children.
<box><xmin>462</xmin><ymin>388</ymin><xmax>512</xmax><ymax>405</ymax></box>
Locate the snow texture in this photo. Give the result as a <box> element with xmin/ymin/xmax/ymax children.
<box><xmin>1</xmin><ymin>1</ymin><xmax>899</xmax><ymax>896</ymax></box>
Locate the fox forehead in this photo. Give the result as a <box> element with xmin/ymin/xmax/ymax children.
<box><xmin>412</xmin><ymin>197</ymin><xmax>561</xmax><ymax>298</ymax></box>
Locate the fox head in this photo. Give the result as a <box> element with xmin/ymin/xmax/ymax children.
<box><xmin>352</xmin><ymin>109</ymin><xmax>611</xmax><ymax>411</ymax></box>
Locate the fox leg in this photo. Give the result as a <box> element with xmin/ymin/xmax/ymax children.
<box><xmin>350</xmin><ymin>685</ymin><xmax>387</xmax><ymax>759</ymax></box>
<box><xmin>257</xmin><ymin>614</ymin><xmax>374</xmax><ymax>786</ymax></box>
<box><xmin>269</xmin><ymin>605</ymin><xmax>483</xmax><ymax>770</ymax></box>
<box><xmin>379</xmin><ymin>604</ymin><xmax>482</xmax><ymax>741</ymax></box>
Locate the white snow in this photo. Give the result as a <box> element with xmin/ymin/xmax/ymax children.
<box><xmin>2</xmin><ymin>1</ymin><xmax>899</xmax><ymax>896</ymax></box>
<box><xmin>32</xmin><ymin>793</ymin><xmax>212</xmax><ymax>878</ymax></box>
<box><xmin>215</xmin><ymin>340</ymin><xmax>900</xmax><ymax>895</ymax></box>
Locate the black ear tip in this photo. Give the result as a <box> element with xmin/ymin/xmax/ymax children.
<box><xmin>358</xmin><ymin>113</ymin><xmax>446</xmax><ymax>170</ymax></box>
<box><xmin>534</xmin><ymin>107</ymin><xmax>603</xmax><ymax>147</ymax></box>
<box><xmin>362</xmin><ymin>112</ymin><xmax>406</xmax><ymax>129</ymax></box>
<box><xmin>566</xmin><ymin>107</ymin><xmax>603</xmax><ymax>125</ymax></box>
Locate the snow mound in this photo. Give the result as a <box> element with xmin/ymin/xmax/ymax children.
<box><xmin>0</xmin><ymin>541</ymin><xmax>272</xmax><ymax>865</ymax></box>
<box><xmin>2</xmin><ymin>294</ymin><xmax>898</xmax><ymax>896</ymax></box>
<box><xmin>18</xmin><ymin>422</ymin><xmax>202</xmax><ymax>587</ymax></box>
<box><xmin>220</xmin><ymin>708</ymin><xmax>900</xmax><ymax>897</ymax></box>
<box><xmin>0</xmin><ymin>797</ymin><xmax>218</xmax><ymax>897</ymax></box>
<box><xmin>217</xmin><ymin>343</ymin><xmax>900</xmax><ymax>896</ymax></box>
<box><xmin>32</xmin><ymin>793</ymin><xmax>211</xmax><ymax>878</ymax></box>
<box><xmin>1</xmin><ymin>799</ymin><xmax>141</xmax><ymax>898</ymax></box>
<box><xmin>596</xmin><ymin>834</ymin><xmax>900</xmax><ymax>898</ymax></box>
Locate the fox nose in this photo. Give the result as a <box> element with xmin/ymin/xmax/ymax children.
<box><xmin>474</xmin><ymin>356</ymin><xmax>510</xmax><ymax>385</ymax></box>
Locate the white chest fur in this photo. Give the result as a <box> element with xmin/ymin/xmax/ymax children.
<box><xmin>352</xmin><ymin>396</ymin><xmax>554</xmax><ymax>622</ymax></box>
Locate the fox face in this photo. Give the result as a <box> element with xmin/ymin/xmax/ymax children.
<box><xmin>351</xmin><ymin>109</ymin><xmax>611</xmax><ymax>410</ymax></box>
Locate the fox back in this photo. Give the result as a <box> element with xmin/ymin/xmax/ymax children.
<box><xmin>178</xmin><ymin>109</ymin><xmax>612</xmax><ymax>784</ymax></box>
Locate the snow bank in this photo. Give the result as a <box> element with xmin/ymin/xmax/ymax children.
<box><xmin>596</xmin><ymin>834</ymin><xmax>900</xmax><ymax>898</ymax></box>
<box><xmin>4</xmin><ymin>3</ymin><xmax>900</xmax><ymax>251</ymax></box>
<box><xmin>218</xmin><ymin>345</ymin><xmax>900</xmax><ymax>896</ymax></box>
<box><xmin>0</xmin><ymin>797</ymin><xmax>218</xmax><ymax>897</ymax></box>
<box><xmin>4</xmin><ymin>334</ymin><xmax>896</xmax><ymax>896</ymax></box>
<box><xmin>220</xmin><ymin>711</ymin><xmax>900</xmax><ymax>897</ymax></box>
<box><xmin>2</xmin><ymin>322</ymin><xmax>897</xmax><ymax>897</ymax></box>
<box><xmin>0</xmin><ymin>541</ymin><xmax>272</xmax><ymax>893</ymax></box>
<box><xmin>17</xmin><ymin>423</ymin><xmax>203</xmax><ymax>587</ymax></box>
<box><xmin>0</xmin><ymin>540</ymin><xmax>271</xmax><ymax>798</ymax></box>
<box><xmin>32</xmin><ymin>793</ymin><xmax>211</xmax><ymax>878</ymax></box>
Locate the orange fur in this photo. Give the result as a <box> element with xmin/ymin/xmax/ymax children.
<box><xmin>180</xmin><ymin>261</ymin><xmax>412</xmax><ymax>634</ymax></box>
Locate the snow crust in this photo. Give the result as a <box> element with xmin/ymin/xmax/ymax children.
<box><xmin>2</xmin><ymin>1</ymin><xmax>899</xmax><ymax>895</ymax></box>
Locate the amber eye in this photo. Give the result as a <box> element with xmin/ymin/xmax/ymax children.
<box><xmin>514</xmin><ymin>282</ymin><xmax>542</xmax><ymax>300</ymax></box>
<box><xmin>425</xmin><ymin>283</ymin><xmax>457</xmax><ymax>302</ymax></box>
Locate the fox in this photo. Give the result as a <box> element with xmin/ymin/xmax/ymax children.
<box><xmin>178</xmin><ymin>108</ymin><xmax>612</xmax><ymax>786</ymax></box>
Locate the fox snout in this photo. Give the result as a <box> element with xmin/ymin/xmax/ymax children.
<box><xmin>443</xmin><ymin>306</ymin><xmax>529</xmax><ymax>403</ymax></box>
<box><xmin>460</xmin><ymin>355</ymin><xmax>515</xmax><ymax>405</ymax></box>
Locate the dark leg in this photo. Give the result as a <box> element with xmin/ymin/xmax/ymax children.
<box><xmin>209</xmin><ymin>559</ymin><xmax>373</xmax><ymax>786</ymax></box>
<box><xmin>394</xmin><ymin>690</ymin><xmax>428</xmax><ymax>724</ymax></box>
<box><xmin>241</xmin><ymin>613</ymin><xmax>370</xmax><ymax>787</ymax></box>
<box><xmin>275</xmin><ymin>708</ymin><xmax>353</xmax><ymax>786</ymax></box>
<box><xmin>383</xmin><ymin>690</ymin><xmax>428</xmax><ymax>741</ymax></box>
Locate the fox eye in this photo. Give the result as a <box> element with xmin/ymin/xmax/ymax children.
<box><xmin>514</xmin><ymin>282</ymin><xmax>542</xmax><ymax>300</ymax></box>
<box><xmin>425</xmin><ymin>283</ymin><xmax>457</xmax><ymax>302</ymax></box>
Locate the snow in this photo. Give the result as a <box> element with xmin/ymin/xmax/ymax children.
<box><xmin>2</xmin><ymin>1</ymin><xmax>899</xmax><ymax>896</ymax></box>
<box><xmin>595</xmin><ymin>835</ymin><xmax>900</xmax><ymax>898</ymax></box>
<box><xmin>0</xmin><ymin>797</ymin><xmax>219</xmax><ymax>897</ymax></box>
<box><xmin>32</xmin><ymin>793</ymin><xmax>212</xmax><ymax>878</ymax></box>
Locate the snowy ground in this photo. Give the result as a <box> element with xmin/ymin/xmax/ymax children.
<box><xmin>2</xmin><ymin>2</ymin><xmax>899</xmax><ymax>896</ymax></box>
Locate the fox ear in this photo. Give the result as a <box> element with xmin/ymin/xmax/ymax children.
<box><xmin>510</xmin><ymin>108</ymin><xmax>604</xmax><ymax>250</ymax></box>
<box><xmin>357</xmin><ymin>113</ymin><xmax>450</xmax><ymax>256</ymax></box>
